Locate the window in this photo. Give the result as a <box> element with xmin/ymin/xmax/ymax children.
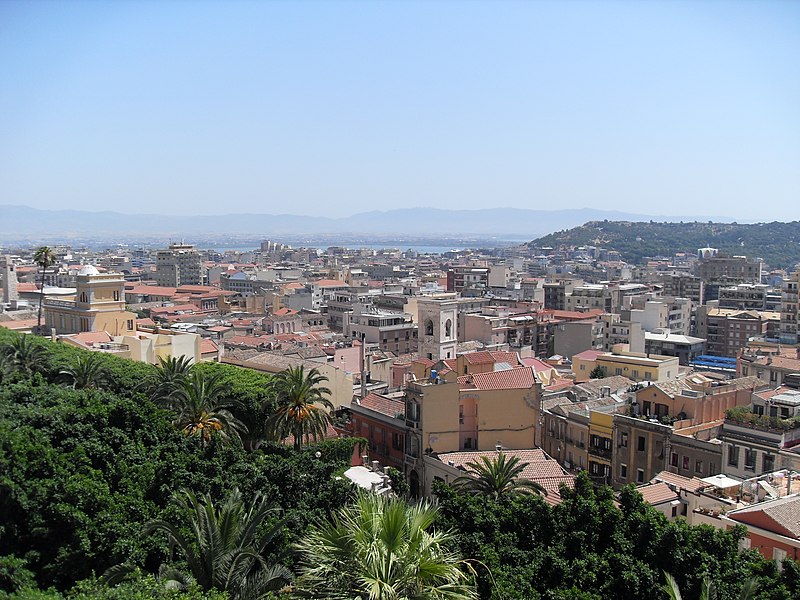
<box><xmin>637</xmin><ymin>436</ymin><xmax>646</xmax><ymax>452</ymax></box>
<box><xmin>671</xmin><ymin>452</ymin><xmax>678</xmax><ymax>467</ymax></box>
<box><xmin>463</xmin><ymin>437</ymin><xmax>473</xmax><ymax>450</ymax></box>
<box><xmin>113</xmin><ymin>290</ymin><xmax>120</xmax><ymax>301</ymax></box>
<box><xmin>127</xmin><ymin>320</ymin><xmax>134</xmax><ymax>330</ymax></box>
<box><xmin>459</xmin><ymin>406</ymin><xmax>464</xmax><ymax>425</ymax></box>
<box><xmin>728</xmin><ymin>445</ymin><xmax>740</xmax><ymax>467</ymax></box>
<box><xmin>620</xmin><ymin>432</ymin><xmax>628</xmax><ymax>448</ymax></box>
<box><xmin>744</xmin><ymin>449</ymin><xmax>757</xmax><ymax>472</ymax></box>
<box><xmin>445</xmin><ymin>319</ymin><xmax>452</xmax><ymax>338</ymax></box>
<box><xmin>671</xmin><ymin>505</ymin><xmax>678</xmax><ymax>518</ymax></box>
<box><xmin>636</xmin><ymin>469</ymin><xmax>645</xmax><ymax>483</ymax></box>
<box><xmin>695</xmin><ymin>460</ymin><xmax>703</xmax><ymax>474</ymax></box>
<box><xmin>682</xmin><ymin>456</ymin><xmax>690</xmax><ymax>471</ymax></box>
<box><xmin>615</xmin><ymin>368</ymin><xmax>623</xmax><ymax>376</ymax></box>
<box><xmin>620</xmin><ymin>464</ymin><xmax>628</xmax><ymax>478</ymax></box>
<box><xmin>763</xmin><ymin>454</ymin><xmax>775</xmax><ymax>473</ymax></box>
<box><xmin>425</xmin><ymin>320</ymin><xmax>434</xmax><ymax>336</ymax></box>
<box><xmin>392</xmin><ymin>432</ymin><xmax>403</xmax><ymax>451</ymax></box>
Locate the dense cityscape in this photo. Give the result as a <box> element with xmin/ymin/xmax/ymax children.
<box><xmin>2</xmin><ymin>1</ymin><xmax>798</xmax><ymax>598</ymax></box>
<box><xmin>1</xmin><ymin>231</ymin><xmax>799</xmax><ymax>597</ymax></box>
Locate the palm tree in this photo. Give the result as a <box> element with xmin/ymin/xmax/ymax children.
<box><xmin>293</xmin><ymin>492</ymin><xmax>477</xmax><ymax>599</ymax></box>
<box><xmin>453</xmin><ymin>452</ymin><xmax>547</xmax><ymax>499</ymax></box>
<box><xmin>104</xmin><ymin>488</ymin><xmax>291</xmax><ymax>599</ymax></box>
<box><xmin>59</xmin><ymin>352</ymin><xmax>108</xmax><ymax>389</ymax></box>
<box><xmin>33</xmin><ymin>246</ymin><xmax>56</xmax><ymax>334</ymax></box>
<box><xmin>1</xmin><ymin>334</ymin><xmax>49</xmax><ymax>378</ymax></box>
<box><xmin>171</xmin><ymin>370</ymin><xmax>247</xmax><ymax>446</ymax></box>
<box><xmin>662</xmin><ymin>571</ymin><xmax>757</xmax><ymax>600</ymax></box>
<box><xmin>267</xmin><ymin>365</ymin><xmax>333</xmax><ymax>451</ymax></box>
<box><xmin>148</xmin><ymin>354</ymin><xmax>195</xmax><ymax>405</ymax></box>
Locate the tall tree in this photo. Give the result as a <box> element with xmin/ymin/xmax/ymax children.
<box><xmin>148</xmin><ymin>354</ymin><xmax>195</xmax><ymax>405</ymax></box>
<box><xmin>453</xmin><ymin>452</ymin><xmax>547</xmax><ymax>499</ymax></box>
<box><xmin>267</xmin><ymin>366</ymin><xmax>333</xmax><ymax>451</ymax></box>
<box><xmin>171</xmin><ymin>370</ymin><xmax>247</xmax><ymax>446</ymax></box>
<box><xmin>105</xmin><ymin>488</ymin><xmax>291</xmax><ymax>599</ymax></box>
<box><xmin>294</xmin><ymin>492</ymin><xmax>477</xmax><ymax>599</ymax></box>
<box><xmin>33</xmin><ymin>246</ymin><xmax>56</xmax><ymax>335</ymax></box>
<box><xmin>59</xmin><ymin>353</ymin><xmax>108</xmax><ymax>390</ymax></box>
<box><xmin>1</xmin><ymin>334</ymin><xmax>48</xmax><ymax>378</ymax></box>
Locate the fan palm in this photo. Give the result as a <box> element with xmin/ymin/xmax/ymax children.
<box><xmin>59</xmin><ymin>353</ymin><xmax>108</xmax><ymax>389</ymax></box>
<box><xmin>2</xmin><ymin>334</ymin><xmax>49</xmax><ymax>378</ymax></box>
<box><xmin>452</xmin><ymin>452</ymin><xmax>547</xmax><ymax>499</ymax></box>
<box><xmin>148</xmin><ymin>354</ymin><xmax>195</xmax><ymax>405</ymax></box>
<box><xmin>267</xmin><ymin>365</ymin><xmax>333</xmax><ymax>450</ymax></box>
<box><xmin>104</xmin><ymin>488</ymin><xmax>291</xmax><ymax>599</ymax></box>
<box><xmin>33</xmin><ymin>246</ymin><xmax>56</xmax><ymax>334</ymax></box>
<box><xmin>171</xmin><ymin>370</ymin><xmax>247</xmax><ymax>446</ymax></box>
<box><xmin>662</xmin><ymin>571</ymin><xmax>758</xmax><ymax>600</ymax></box>
<box><xmin>293</xmin><ymin>491</ymin><xmax>477</xmax><ymax>599</ymax></box>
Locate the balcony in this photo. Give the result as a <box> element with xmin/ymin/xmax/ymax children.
<box><xmin>588</xmin><ymin>446</ymin><xmax>612</xmax><ymax>461</ymax></box>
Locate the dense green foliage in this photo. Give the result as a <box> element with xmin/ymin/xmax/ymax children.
<box><xmin>0</xmin><ymin>329</ymin><xmax>357</xmax><ymax>597</ymax></box>
<box><xmin>435</xmin><ymin>473</ymin><xmax>800</xmax><ymax>600</ymax></box>
<box><xmin>726</xmin><ymin>405</ymin><xmax>800</xmax><ymax>431</ymax></box>
<box><xmin>530</xmin><ymin>220</ymin><xmax>800</xmax><ymax>268</ymax></box>
<box><xmin>293</xmin><ymin>492</ymin><xmax>477</xmax><ymax>599</ymax></box>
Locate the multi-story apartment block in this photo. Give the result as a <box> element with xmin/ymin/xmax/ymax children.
<box><xmin>738</xmin><ymin>345</ymin><xmax>800</xmax><ymax>389</ymax></box>
<box><xmin>592</xmin><ymin>348</ymin><xmax>680</xmax><ymax>383</ymax></box>
<box><xmin>696</xmin><ymin>255</ymin><xmax>763</xmax><ymax>302</ymax></box>
<box><xmin>156</xmin><ymin>243</ymin><xmax>202</xmax><ymax>287</ymax></box>
<box><xmin>644</xmin><ymin>331</ymin><xmax>706</xmax><ymax>365</ymax></box>
<box><xmin>719</xmin><ymin>283</ymin><xmax>778</xmax><ymax>312</ymax></box>
<box><xmin>543</xmin><ymin>278</ymin><xmax>578</xmax><ymax>311</ymax></box>
<box><xmin>344</xmin><ymin>304</ymin><xmax>418</xmax><ymax>355</ymax></box>
<box><xmin>780</xmin><ymin>271</ymin><xmax>799</xmax><ymax>344</ymax></box>
<box><xmin>695</xmin><ymin>307</ymin><xmax>780</xmax><ymax>358</ymax></box>
<box><xmin>446</xmin><ymin>265</ymin><xmax>490</xmax><ymax>295</ymax></box>
<box><xmin>659</xmin><ymin>274</ymin><xmax>704</xmax><ymax>305</ymax></box>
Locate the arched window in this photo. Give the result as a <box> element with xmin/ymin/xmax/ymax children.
<box><xmin>79</xmin><ymin>292</ymin><xmax>87</xmax><ymax>303</ymax></box>
<box><xmin>445</xmin><ymin>318</ymin><xmax>452</xmax><ymax>338</ymax></box>
<box><xmin>425</xmin><ymin>319</ymin><xmax>434</xmax><ymax>336</ymax></box>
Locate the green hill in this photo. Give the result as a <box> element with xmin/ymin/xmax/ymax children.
<box><xmin>530</xmin><ymin>220</ymin><xmax>800</xmax><ymax>269</ymax></box>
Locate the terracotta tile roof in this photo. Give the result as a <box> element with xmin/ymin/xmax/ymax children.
<box><xmin>463</xmin><ymin>351</ymin><xmax>496</xmax><ymax>365</ymax></box>
<box><xmin>0</xmin><ymin>318</ymin><xmax>38</xmax><ymax>331</ymax></box>
<box><xmin>313</xmin><ymin>279</ymin><xmax>348</xmax><ymax>288</ymax></box>
<box><xmin>70</xmin><ymin>331</ymin><xmax>113</xmax><ymax>345</ymax></box>
<box><xmin>488</xmin><ymin>351</ymin><xmax>520</xmax><ymax>365</ymax></box>
<box><xmin>521</xmin><ymin>357</ymin><xmax>555</xmax><ymax>372</ymax></box>
<box><xmin>728</xmin><ymin>494</ymin><xmax>800</xmax><ymax>539</ymax></box>
<box><xmin>136</xmin><ymin>318</ymin><xmax>156</xmax><ymax>327</ymax></box>
<box><xmin>356</xmin><ymin>393</ymin><xmax>405</xmax><ymax>419</ymax></box>
<box><xmin>200</xmin><ymin>338</ymin><xmax>218</xmax><ymax>355</ymax></box>
<box><xmin>273</xmin><ymin>308</ymin><xmax>299</xmax><ymax>316</ymax></box>
<box><xmin>125</xmin><ymin>284</ymin><xmax>177</xmax><ymax>296</ymax></box>
<box><xmin>17</xmin><ymin>283</ymin><xmax>38</xmax><ymax>292</ymax></box>
<box><xmin>436</xmin><ymin>449</ymin><xmax>574</xmax><ymax>505</ymax></box>
<box><xmin>414</xmin><ymin>358</ymin><xmax>435</xmax><ymax>368</ymax></box>
<box><xmin>458</xmin><ymin>367</ymin><xmax>536</xmax><ymax>390</ymax></box>
<box><xmin>651</xmin><ymin>471</ymin><xmax>707</xmax><ymax>493</ymax></box>
<box><xmin>282</xmin><ymin>282</ymin><xmax>304</xmax><ymax>289</ymax></box>
<box><xmin>575</xmin><ymin>375</ymin><xmax>634</xmax><ymax>397</ymax></box>
<box><xmin>638</xmin><ymin>482</ymin><xmax>681</xmax><ymax>505</ymax></box>
<box><xmin>573</xmin><ymin>349</ymin><xmax>605</xmax><ymax>361</ymax></box>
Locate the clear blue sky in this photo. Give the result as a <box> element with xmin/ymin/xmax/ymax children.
<box><xmin>1</xmin><ymin>0</ymin><xmax>798</xmax><ymax>220</ymax></box>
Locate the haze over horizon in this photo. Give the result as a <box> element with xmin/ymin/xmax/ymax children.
<box><xmin>1</xmin><ymin>1</ymin><xmax>798</xmax><ymax>222</ymax></box>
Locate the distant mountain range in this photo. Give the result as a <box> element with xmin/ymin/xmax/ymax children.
<box><xmin>0</xmin><ymin>205</ymin><xmax>733</xmax><ymax>240</ymax></box>
<box><xmin>530</xmin><ymin>220</ymin><xmax>800</xmax><ymax>268</ymax></box>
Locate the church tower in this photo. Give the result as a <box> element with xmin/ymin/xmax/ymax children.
<box><xmin>416</xmin><ymin>297</ymin><xmax>458</xmax><ymax>361</ymax></box>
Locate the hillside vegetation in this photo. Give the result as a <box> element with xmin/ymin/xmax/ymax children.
<box><xmin>530</xmin><ymin>221</ymin><xmax>800</xmax><ymax>268</ymax></box>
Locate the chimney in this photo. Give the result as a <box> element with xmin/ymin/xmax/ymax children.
<box><xmin>371</xmin><ymin>460</ymin><xmax>380</xmax><ymax>472</ymax></box>
<box><xmin>362</xmin><ymin>454</ymin><xmax>369</xmax><ymax>466</ymax></box>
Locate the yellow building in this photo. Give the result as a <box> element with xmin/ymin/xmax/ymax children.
<box><xmin>594</xmin><ymin>347</ymin><xmax>679</xmax><ymax>382</ymax></box>
<box><xmin>588</xmin><ymin>410</ymin><xmax>614</xmax><ymax>485</ymax></box>
<box><xmin>44</xmin><ymin>265</ymin><xmax>137</xmax><ymax>336</ymax></box>
<box><xmin>404</xmin><ymin>366</ymin><xmax>541</xmax><ymax>496</ymax></box>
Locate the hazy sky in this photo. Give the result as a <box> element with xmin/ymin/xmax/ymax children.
<box><xmin>1</xmin><ymin>1</ymin><xmax>798</xmax><ymax>220</ymax></box>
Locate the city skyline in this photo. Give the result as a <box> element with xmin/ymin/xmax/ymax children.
<box><xmin>1</xmin><ymin>1</ymin><xmax>798</xmax><ymax>221</ymax></box>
